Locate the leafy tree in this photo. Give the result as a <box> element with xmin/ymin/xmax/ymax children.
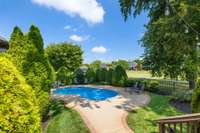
<box><xmin>0</xmin><ymin>56</ymin><xmax>41</xmax><ymax>132</ymax></box>
<box><xmin>90</xmin><ymin>60</ymin><xmax>102</xmax><ymax>70</ymax></box>
<box><xmin>112</xmin><ymin>59</ymin><xmax>129</xmax><ymax>70</ymax></box>
<box><xmin>8</xmin><ymin>26</ymin><xmax>55</xmax><ymax>117</ymax></box>
<box><xmin>45</xmin><ymin>43</ymin><xmax>83</xmax><ymax>71</ymax></box>
<box><xmin>74</xmin><ymin>68</ymin><xmax>85</xmax><ymax>84</ymax></box>
<box><xmin>119</xmin><ymin>0</ymin><xmax>200</xmax><ymax>111</ymax></box>
<box><xmin>85</xmin><ymin>68</ymin><xmax>96</xmax><ymax>83</ymax></box>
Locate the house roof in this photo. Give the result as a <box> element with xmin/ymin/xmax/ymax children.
<box><xmin>0</xmin><ymin>36</ymin><xmax>9</xmax><ymax>49</ymax></box>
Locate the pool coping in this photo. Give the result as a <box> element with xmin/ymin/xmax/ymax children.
<box><xmin>52</xmin><ymin>85</ymin><xmax>151</xmax><ymax>133</ymax></box>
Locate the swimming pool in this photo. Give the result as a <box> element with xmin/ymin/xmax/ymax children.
<box><xmin>53</xmin><ymin>87</ymin><xmax>118</xmax><ymax>101</ymax></box>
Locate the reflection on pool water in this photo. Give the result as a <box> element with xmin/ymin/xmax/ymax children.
<box><xmin>53</xmin><ymin>87</ymin><xmax>118</xmax><ymax>101</ymax></box>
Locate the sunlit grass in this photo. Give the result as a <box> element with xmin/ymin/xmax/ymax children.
<box><xmin>45</xmin><ymin>100</ymin><xmax>89</xmax><ymax>133</ymax></box>
<box><xmin>127</xmin><ymin>93</ymin><xmax>183</xmax><ymax>133</ymax></box>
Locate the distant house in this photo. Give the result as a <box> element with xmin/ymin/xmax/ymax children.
<box><xmin>100</xmin><ymin>63</ymin><xmax>108</xmax><ymax>69</ymax></box>
<box><xmin>0</xmin><ymin>36</ymin><xmax>9</xmax><ymax>52</ymax></box>
<box><xmin>80</xmin><ymin>65</ymin><xmax>88</xmax><ymax>73</ymax></box>
<box><xmin>128</xmin><ymin>61</ymin><xmax>137</xmax><ymax>70</ymax></box>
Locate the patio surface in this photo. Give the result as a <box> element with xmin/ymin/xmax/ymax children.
<box><xmin>52</xmin><ymin>85</ymin><xmax>150</xmax><ymax>133</ymax></box>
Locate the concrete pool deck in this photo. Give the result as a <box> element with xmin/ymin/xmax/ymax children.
<box><xmin>52</xmin><ymin>85</ymin><xmax>150</xmax><ymax>133</ymax></box>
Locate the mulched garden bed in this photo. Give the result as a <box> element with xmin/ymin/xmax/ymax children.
<box><xmin>170</xmin><ymin>99</ymin><xmax>191</xmax><ymax>113</ymax></box>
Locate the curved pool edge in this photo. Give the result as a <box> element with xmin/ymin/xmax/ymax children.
<box><xmin>52</xmin><ymin>85</ymin><xmax>119</xmax><ymax>101</ymax></box>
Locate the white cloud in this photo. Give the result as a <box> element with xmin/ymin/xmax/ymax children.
<box><xmin>69</xmin><ymin>34</ymin><xmax>90</xmax><ymax>42</ymax></box>
<box><xmin>91</xmin><ymin>46</ymin><xmax>107</xmax><ymax>54</ymax></box>
<box><xmin>32</xmin><ymin>0</ymin><xmax>105</xmax><ymax>24</ymax></box>
<box><xmin>70</xmin><ymin>35</ymin><xmax>83</xmax><ymax>42</ymax></box>
<box><xmin>64</xmin><ymin>25</ymin><xmax>71</xmax><ymax>30</ymax></box>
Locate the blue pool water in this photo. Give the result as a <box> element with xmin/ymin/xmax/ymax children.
<box><xmin>53</xmin><ymin>87</ymin><xmax>118</xmax><ymax>101</ymax></box>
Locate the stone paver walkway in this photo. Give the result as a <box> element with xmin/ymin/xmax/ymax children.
<box><xmin>52</xmin><ymin>85</ymin><xmax>150</xmax><ymax>133</ymax></box>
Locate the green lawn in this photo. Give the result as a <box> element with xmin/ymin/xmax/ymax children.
<box><xmin>127</xmin><ymin>93</ymin><xmax>183</xmax><ymax>133</ymax></box>
<box><xmin>45</xmin><ymin>100</ymin><xmax>89</xmax><ymax>133</ymax></box>
<box><xmin>126</xmin><ymin>70</ymin><xmax>162</xmax><ymax>79</ymax></box>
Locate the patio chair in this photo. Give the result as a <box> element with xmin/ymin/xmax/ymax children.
<box><xmin>125</xmin><ymin>82</ymin><xmax>138</xmax><ymax>92</ymax></box>
<box><xmin>128</xmin><ymin>82</ymin><xmax>139</xmax><ymax>94</ymax></box>
<box><xmin>134</xmin><ymin>84</ymin><xmax>144</xmax><ymax>94</ymax></box>
<box><xmin>129</xmin><ymin>82</ymin><xmax>144</xmax><ymax>94</ymax></box>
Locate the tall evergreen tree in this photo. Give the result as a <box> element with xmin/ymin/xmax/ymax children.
<box><xmin>8</xmin><ymin>25</ymin><xmax>55</xmax><ymax>117</ymax></box>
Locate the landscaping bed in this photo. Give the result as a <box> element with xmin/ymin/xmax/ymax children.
<box><xmin>170</xmin><ymin>100</ymin><xmax>191</xmax><ymax>113</ymax></box>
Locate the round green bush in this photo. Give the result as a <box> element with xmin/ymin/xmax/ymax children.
<box><xmin>0</xmin><ymin>56</ymin><xmax>41</xmax><ymax>132</ymax></box>
<box><xmin>124</xmin><ymin>78</ymin><xmax>137</xmax><ymax>87</ymax></box>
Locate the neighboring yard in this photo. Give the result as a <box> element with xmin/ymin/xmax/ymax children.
<box><xmin>127</xmin><ymin>93</ymin><xmax>183</xmax><ymax>133</ymax></box>
<box><xmin>126</xmin><ymin>71</ymin><xmax>156</xmax><ymax>79</ymax></box>
<box><xmin>45</xmin><ymin>100</ymin><xmax>89</xmax><ymax>133</ymax></box>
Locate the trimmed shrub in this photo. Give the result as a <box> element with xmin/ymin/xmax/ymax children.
<box><xmin>85</xmin><ymin>68</ymin><xmax>96</xmax><ymax>83</ymax></box>
<box><xmin>0</xmin><ymin>56</ymin><xmax>41</xmax><ymax>132</ymax></box>
<box><xmin>192</xmin><ymin>78</ymin><xmax>200</xmax><ymax>113</ymax></box>
<box><xmin>172</xmin><ymin>89</ymin><xmax>192</xmax><ymax>102</ymax></box>
<box><xmin>74</xmin><ymin>68</ymin><xmax>85</xmax><ymax>84</ymax></box>
<box><xmin>124</xmin><ymin>78</ymin><xmax>138</xmax><ymax>87</ymax></box>
<box><xmin>141</xmin><ymin>80</ymin><xmax>160</xmax><ymax>93</ymax></box>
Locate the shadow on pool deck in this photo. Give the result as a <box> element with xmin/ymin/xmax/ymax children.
<box><xmin>51</xmin><ymin>85</ymin><xmax>150</xmax><ymax>133</ymax></box>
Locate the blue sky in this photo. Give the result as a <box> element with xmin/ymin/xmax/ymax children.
<box><xmin>0</xmin><ymin>0</ymin><xmax>148</xmax><ymax>63</ymax></box>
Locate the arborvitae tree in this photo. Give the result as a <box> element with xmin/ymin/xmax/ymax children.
<box><xmin>8</xmin><ymin>27</ymin><xmax>34</xmax><ymax>72</ymax></box>
<box><xmin>106</xmin><ymin>68</ymin><xmax>113</xmax><ymax>84</ymax></box>
<box><xmin>28</xmin><ymin>25</ymin><xmax>44</xmax><ymax>54</ymax></box>
<box><xmin>8</xmin><ymin>26</ymin><xmax>55</xmax><ymax>117</ymax></box>
<box><xmin>112</xmin><ymin>65</ymin><xmax>128</xmax><ymax>86</ymax></box>
<box><xmin>74</xmin><ymin>68</ymin><xmax>85</xmax><ymax>84</ymax></box>
<box><xmin>100</xmin><ymin>68</ymin><xmax>107</xmax><ymax>82</ymax></box>
<box><xmin>27</xmin><ymin>25</ymin><xmax>55</xmax><ymax>91</ymax></box>
<box><xmin>85</xmin><ymin>68</ymin><xmax>96</xmax><ymax>83</ymax></box>
<box><xmin>0</xmin><ymin>56</ymin><xmax>41</xmax><ymax>132</ymax></box>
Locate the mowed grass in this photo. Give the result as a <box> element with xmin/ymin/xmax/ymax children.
<box><xmin>126</xmin><ymin>70</ymin><xmax>153</xmax><ymax>78</ymax></box>
<box><xmin>127</xmin><ymin>93</ymin><xmax>183</xmax><ymax>133</ymax></box>
<box><xmin>45</xmin><ymin>100</ymin><xmax>89</xmax><ymax>133</ymax></box>
<box><xmin>126</xmin><ymin>70</ymin><xmax>163</xmax><ymax>79</ymax></box>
